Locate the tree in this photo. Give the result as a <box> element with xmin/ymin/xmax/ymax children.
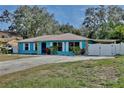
<box><xmin>0</xmin><ymin>6</ymin><xmax>83</xmax><ymax>38</ymax></box>
<box><xmin>9</xmin><ymin>6</ymin><xmax>60</xmax><ymax>38</ymax></box>
<box><xmin>59</xmin><ymin>23</ymin><xmax>82</xmax><ymax>35</ymax></box>
<box><xmin>108</xmin><ymin>6</ymin><xmax>124</xmax><ymax>25</ymax></box>
<box><xmin>82</xmin><ymin>5</ymin><xmax>124</xmax><ymax>39</ymax></box>
<box><xmin>0</xmin><ymin>10</ymin><xmax>12</xmax><ymax>22</ymax></box>
<box><xmin>0</xmin><ymin>10</ymin><xmax>13</xmax><ymax>31</ymax></box>
<box><xmin>109</xmin><ymin>25</ymin><xmax>124</xmax><ymax>42</ymax></box>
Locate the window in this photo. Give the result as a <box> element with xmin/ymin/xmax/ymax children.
<box><xmin>2</xmin><ymin>35</ymin><xmax>5</xmax><ymax>38</ymax></box>
<box><xmin>75</xmin><ymin>42</ymin><xmax>79</xmax><ymax>46</ymax></box>
<box><xmin>34</xmin><ymin>43</ymin><xmax>37</xmax><ymax>51</ymax></box>
<box><xmin>69</xmin><ymin>42</ymin><xmax>73</xmax><ymax>51</ymax></box>
<box><xmin>25</xmin><ymin>43</ymin><xmax>29</xmax><ymax>50</ymax></box>
<box><xmin>53</xmin><ymin>42</ymin><xmax>57</xmax><ymax>46</ymax></box>
<box><xmin>53</xmin><ymin>42</ymin><xmax>62</xmax><ymax>51</ymax></box>
<box><xmin>58</xmin><ymin>42</ymin><xmax>62</xmax><ymax>51</ymax></box>
<box><xmin>69</xmin><ymin>42</ymin><xmax>79</xmax><ymax>51</ymax></box>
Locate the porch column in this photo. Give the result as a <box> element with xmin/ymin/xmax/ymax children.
<box><xmin>62</xmin><ymin>42</ymin><xmax>65</xmax><ymax>52</ymax></box>
<box><xmin>23</xmin><ymin>43</ymin><xmax>25</xmax><ymax>51</ymax></box>
<box><xmin>37</xmin><ymin>42</ymin><xmax>42</xmax><ymax>55</ymax></box>
<box><xmin>28</xmin><ymin>43</ymin><xmax>30</xmax><ymax>51</ymax></box>
<box><xmin>65</xmin><ymin>42</ymin><xmax>69</xmax><ymax>52</ymax></box>
<box><xmin>79</xmin><ymin>41</ymin><xmax>82</xmax><ymax>49</ymax></box>
<box><xmin>33</xmin><ymin>42</ymin><xmax>36</xmax><ymax>51</ymax></box>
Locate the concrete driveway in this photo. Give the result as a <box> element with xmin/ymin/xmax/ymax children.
<box><xmin>0</xmin><ymin>55</ymin><xmax>114</xmax><ymax>76</ymax></box>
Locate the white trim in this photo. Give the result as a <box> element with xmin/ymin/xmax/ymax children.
<box><xmin>66</xmin><ymin>42</ymin><xmax>69</xmax><ymax>52</ymax></box>
<box><xmin>33</xmin><ymin>43</ymin><xmax>35</xmax><ymax>51</ymax></box>
<box><xmin>33</xmin><ymin>42</ymin><xmax>36</xmax><ymax>51</ymax></box>
<box><xmin>62</xmin><ymin>42</ymin><xmax>65</xmax><ymax>52</ymax></box>
<box><xmin>23</xmin><ymin>43</ymin><xmax>25</xmax><ymax>51</ymax></box>
<box><xmin>50</xmin><ymin>42</ymin><xmax>53</xmax><ymax>47</ymax></box>
<box><xmin>79</xmin><ymin>41</ymin><xmax>82</xmax><ymax>49</ymax></box>
<box><xmin>28</xmin><ymin>43</ymin><xmax>30</xmax><ymax>51</ymax></box>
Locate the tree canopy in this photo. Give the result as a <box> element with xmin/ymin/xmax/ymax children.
<box><xmin>1</xmin><ymin>5</ymin><xmax>124</xmax><ymax>42</ymax></box>
<box><xmin>8</xmin><ymin>6</ymin><xmax>61</xmax><ymax>38</ymax></box>
<box><xmin>82</xmin><ymin>5</ymin><xmax>124</xmax><ymax>41</ymax></box>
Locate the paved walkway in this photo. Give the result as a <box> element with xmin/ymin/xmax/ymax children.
<box><xmin>0</xmin><ymin>55</ymin><xmax>114</xmax><ymax>76</ymax></box>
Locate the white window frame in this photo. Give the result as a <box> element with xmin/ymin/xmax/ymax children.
<box><xmin>66</xmin><ymin>42</ymin><xmax>69</xmax><ymax>52</ymax></box>
<box><xmin>50</xmin><ymin>42</ymin><xmax>53</xmax><ymax>47</ymax></box>
<box><xmin>79</xmin><ymin>41</ymin><xmax>82</xmax><ymax>49</ymax></box>
<box><xmin>28</xmin><ymin>43</ymin><xmax>30</xmax><ymax>51</ymax></box>
<box><xmin>24</xmin><ymin>43</ymin><xmax>30</xmax><ymax>51</ymax></box>
<box><xmin>62</xmin><ymin>42</ymin><xmax>65</xmax><ymax>52</ymax></box>
<box><xmin>23</xmin><ymin>43</ymin><xmax>25</xmax><ymax>51</ymax></box>
<box><xmin>33</xmin><ymin>43</ymin><xmax>36</xmax><ymax>51</ymax></box>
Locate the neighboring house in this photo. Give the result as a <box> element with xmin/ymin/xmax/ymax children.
<box><xmin>7</xmin><ymin>39</ymin><xmax>20</xmax><ymax>53</ymax></box>
<box><xmin>0</xmin><ymin>31</ymin><xmax>22</xmax><ymax>39</ymax></box>
<box><xmin>18</xmin><ymin>33</ymin><xmax>90</xmax><ymax>55</ymax></box>
<box><xmin>0</xmin><ymin>31</ymin><xmax>23</xmax><ymax>53</ymax></box>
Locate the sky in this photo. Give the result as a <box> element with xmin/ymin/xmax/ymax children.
<box><xmin>0</xmin><ymin>5</ymin><xmax>96</xmax><ymax>30</ymax></box>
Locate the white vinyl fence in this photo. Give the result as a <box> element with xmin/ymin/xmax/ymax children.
<box><xmin>88</xmin><ymin>43</ymin><xmax>124</xmax><ymax>56</ymax></box>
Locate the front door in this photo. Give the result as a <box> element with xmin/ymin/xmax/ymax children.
<box><xmin>42</xmin><ymin>42</ymin><xmax>46</xmax><ymax>54</ymax></box>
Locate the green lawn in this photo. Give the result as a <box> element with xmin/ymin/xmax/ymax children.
<box><xmin>0</xmin><ymin>54</ymin><xmax>30</xmax><ymax>61</ymax></box>
<box><xmin>0</xmin><ymin>56</ymin><xmax>124</xmax><ymax>88</ymax></box>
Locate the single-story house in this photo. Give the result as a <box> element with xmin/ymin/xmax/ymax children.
<box><xmin>18</xmin><ymin>33</ymin><xmax>91</xmax><ymax>56</ymax></box>
<box><xmin>18</xmin><ymin>33</ymin><xmax>117</xmax><ymax>56</ymax></box>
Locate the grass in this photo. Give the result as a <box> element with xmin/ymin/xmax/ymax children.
<box><xmin>0</xmin><ymin>54</ymin><xmax>30</xmax><ymax>61</ymax></box>
<box><xmin>0</xmin><ymin>56</ymin><xmax>124</xmax><ymax>87</ymax></box>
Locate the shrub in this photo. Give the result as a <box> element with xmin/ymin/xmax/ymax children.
<box><xmin>49</xmin><ymin>46</ymin><xmax>58</xmax><ymax>55</ymax></box>
<box><xmin>46</xmin><ymin>48</ymin><xmax>50</xmax><ymax>54</ymax></box>
<box><xmin>70</xmin><ymin>46</ymin><xmax>81</xmax><ymax>55</ymax></box>
<box><xmin>80</xmin><ymin>48</ymin><xmax>85</xmax><ymax>55</ymax></box>
<box><xmin>0</xmin><ymin>47</ymin><xmax>8</xmax><ymax>54</ymax></box>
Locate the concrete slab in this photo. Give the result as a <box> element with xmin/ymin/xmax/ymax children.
<box><xmin>0</xmin><ymin>55</ymin><xmax>114</xmax><ymax>76</ymax></box>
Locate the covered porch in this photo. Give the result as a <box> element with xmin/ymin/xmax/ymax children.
<box><xmin>37</xmin><ymin>40</ymin><xmax>88</xmax><ymax>56</ymax></box>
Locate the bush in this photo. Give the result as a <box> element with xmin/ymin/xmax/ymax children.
<box><xmin>70</xmin><ymin>46</ymin><xmax>81</xmax><ymax>55</ymax></box>
<box><xmin>49</xmin><ymin>46</ymin><xmax>58</xmax><ymax>55</ymax></box>
<box><xmin>80</xmin><ymin>48</ymin><xmax>85</xmax><ymax>55</ymax></box>
<box><xmin>46</xmin><ymin>48</ymin><xmax>50</xmax><ymax>54</ymax></box>
<box><xmin>0</xmin><ymin>47</ymin><xmax>8</xmax><ymax>54</ymax></box>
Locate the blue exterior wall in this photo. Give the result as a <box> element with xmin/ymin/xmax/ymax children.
<box><xmin>37</xmin><ymin>42</ymin><xmax>42</xmax><ymax>54</ymax></box>
<box><xmin>18</xmin><ymin>42</ymin><xmax>37</xmax><ymax>54</ymax></box>
<box><xmin>18</xmin><ymin>42</ymin><xmax>23</xmax><ymax>54</ymax></box>
<box><xmin>46</xmin><ymin>42</ymin><xmax>51</xmax><ymax>48</ymax></box>
<box><xmin>82</xmin><ymin>40</ymin><xmax>86</xmax><ymax>48</ymax></box>
<box><xmin>56</xmin><ymin>40</ymin><xmax>87</xmax><ymax>56</ymax></box>
<box><xmin>18</xmin><ymin>40</ymin><xmax>90</xmax><ymax>55</ymax></box>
